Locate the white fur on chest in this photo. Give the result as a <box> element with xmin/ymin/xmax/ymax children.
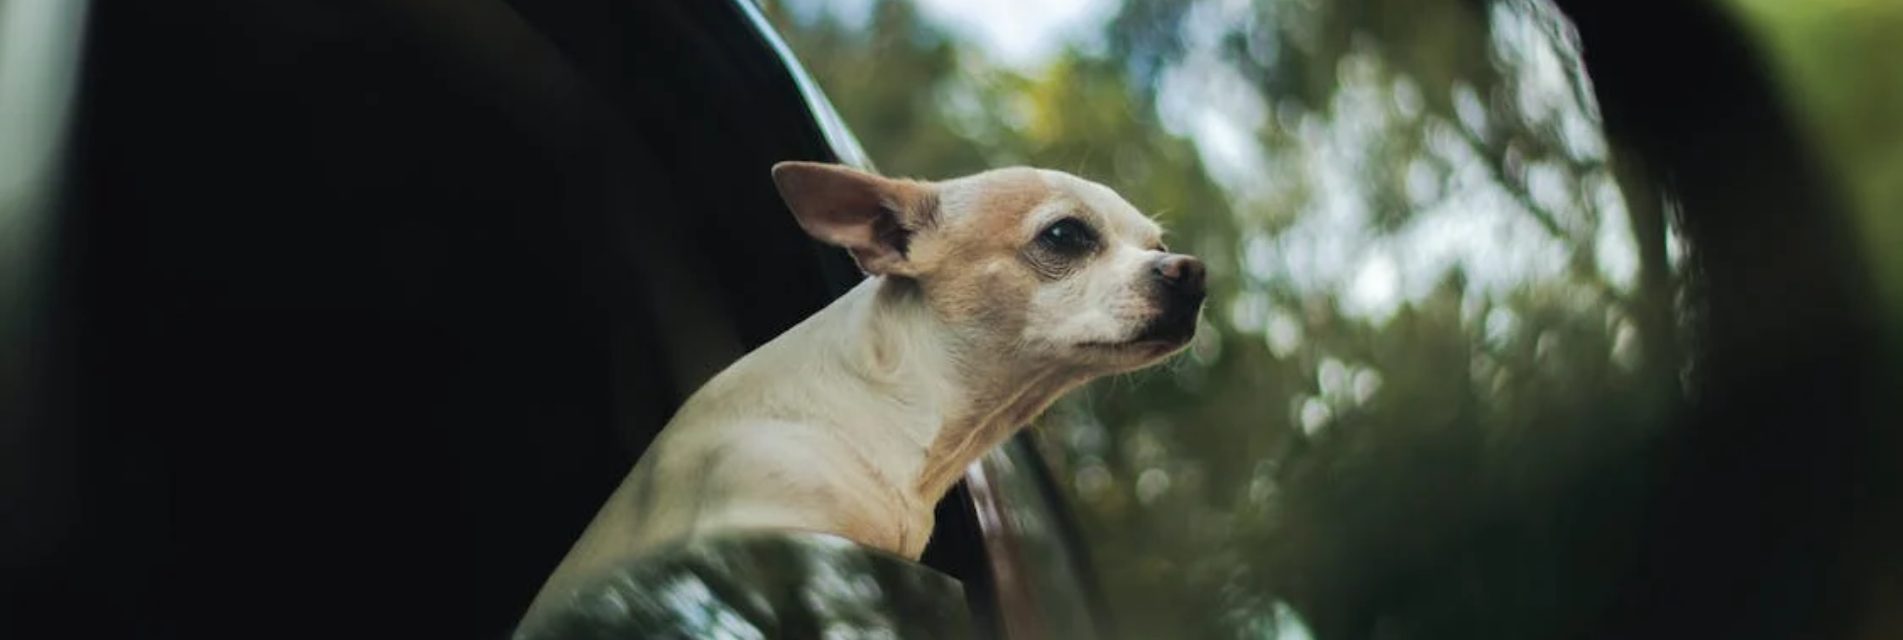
<box><xmin>530</xmin><ymin>279</ymin><xmax>960</xmax><ymax>616</ymax></box>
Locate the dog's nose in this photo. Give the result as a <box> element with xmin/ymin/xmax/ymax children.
<box><xmin>1153</xmin><ymin>254</ymin><xmax>1206</xmax><ymax>298</ymax></box>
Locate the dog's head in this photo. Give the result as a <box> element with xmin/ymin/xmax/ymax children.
<box><xmin>773</xmin><ymin>162</ymin><xmax>1205</xmax><ymax>373</ymax></box>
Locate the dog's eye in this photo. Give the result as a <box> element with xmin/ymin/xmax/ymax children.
<box><xmin>1038</xmin><ymin>218</ymin><xmax>1097</xmax><ymax>255</ymax></box>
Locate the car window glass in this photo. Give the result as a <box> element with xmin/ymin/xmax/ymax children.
<box><xmin>769</xmin><ymin>0</ymin><xmax>1698</xmax><ymax>636</ymax></box>
<box><xmin>518</xmin><ymin>532</ymin><xmax>976</xmax><ymax>640</ymax></box>
<box><xmin>965</xmin><ymin>441</ymin><xmax>1106</xmax><ymax>639</ymax></box>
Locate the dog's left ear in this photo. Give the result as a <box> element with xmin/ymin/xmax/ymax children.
<box><xmin>772</xmin><ymin>161</ymin><xmax>935</xmax><ymax>277</ymax></box>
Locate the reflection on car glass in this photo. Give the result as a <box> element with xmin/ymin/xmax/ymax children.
<box><xmin>517</xmin><ymin>532</ymin><xmax>974</xmax><ymax>640</ymax></box>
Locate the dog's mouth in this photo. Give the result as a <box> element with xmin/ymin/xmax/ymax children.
<box><xmin>1080</xmin><ymin>336</ymin><xmax>1182</xmax><ymax>353</ymax></box>
<box><xmin>1134</xmin><ymin>305</ymin><xmax>1200</xmax><ymax>345</ymax></box>
<box><xmin>1081</xmin><ymin>305</ymin><xmax>1202</xmax><ymax>355</ymax></box>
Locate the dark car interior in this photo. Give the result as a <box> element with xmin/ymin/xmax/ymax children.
<box><xmin>6</xmin><ymin>0</ymin><xmax>998</xmax><ymax>636</ymax></box>
<box><xmin>3</xmin><ymin>0</ymin><xmax>1894</xmax><ymax>638</ymax></box>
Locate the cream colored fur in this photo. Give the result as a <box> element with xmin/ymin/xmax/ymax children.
<box><xmin>524</xmin><ymin>164</ymin><xmax>1203</xmax><ymax>623</ymax></box>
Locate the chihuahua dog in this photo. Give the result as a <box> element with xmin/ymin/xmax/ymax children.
<box><xmin>525</xmin><ymin>162</ymin><xmax>1205</xmax><ymax>620</ymax></box>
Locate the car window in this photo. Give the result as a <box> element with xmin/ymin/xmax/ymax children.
<box><xmin>761</xmin><ymin>0</ymin><xmax>1889</xmax><ymax>637</ymax></box>
<box><xmin>517</xmin><ymin>532</ymin><xmax>976</xmax><ymax>640</ymax></box>
<box><xmin>964</xmin><ymin>440</ymin><xmax>1108</xmax><ymax>639</ymax></box>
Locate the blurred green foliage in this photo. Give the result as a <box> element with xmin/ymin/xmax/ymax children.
<box><xmin>762</xmin><ymin>0</ymin><xmax>1891</xmax><ymax>637</ymax></box>
<box><xmin>1724</xmin><ymin>0</ymin><xmax>1903</xmax><ymax>353</ymax></box>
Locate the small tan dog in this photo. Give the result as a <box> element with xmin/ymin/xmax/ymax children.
<box><xmin>525</xmin><ymin>162</ymin><xmax>1205</xmax><ymax>620</ymax></box>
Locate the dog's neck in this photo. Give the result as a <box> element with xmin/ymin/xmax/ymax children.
<box><xmin>821</xmin><ymin>276</ymin><xmax>1089</xmax><ymax>506</ymax></box>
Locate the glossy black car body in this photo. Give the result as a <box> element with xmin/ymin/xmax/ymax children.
<box><xmin>1</xmin><ymin>0</ymin><xmax>1111</xmax><ymax>637</ymax></box>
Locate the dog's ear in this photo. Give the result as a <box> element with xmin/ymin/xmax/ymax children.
<box><xmin>772</xmin><ymin>161</ymin><xmax>935</xmax><ymax>277</ymax></box>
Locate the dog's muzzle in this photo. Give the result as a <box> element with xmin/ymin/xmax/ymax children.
<box><xmin>1137</xmin><ymin>254</ymin><xmax>1207</xmax><ymax>344</ymax></box>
